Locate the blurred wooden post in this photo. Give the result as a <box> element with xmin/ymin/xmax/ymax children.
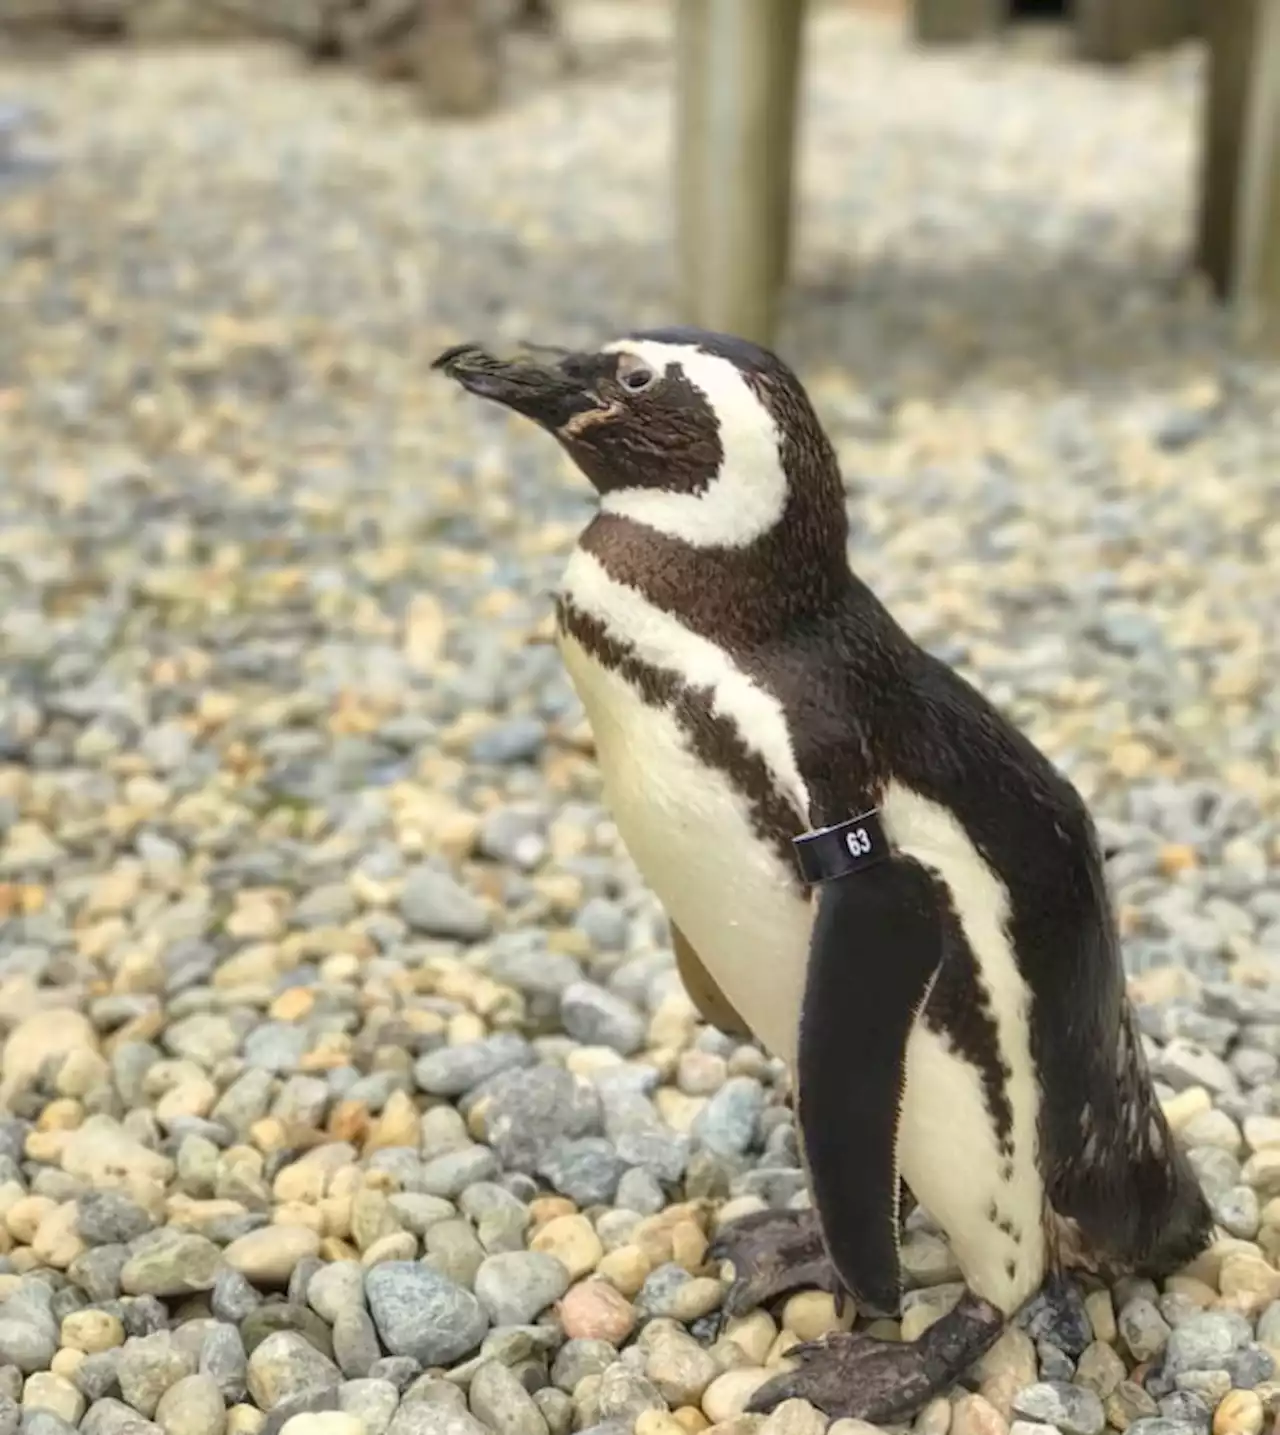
<box><xmin>674</xmin><ymin>0</ymin><xmax>807</xmax><ymax>347</ymax></box>
<box><xmin>912</xmin><ymin>0</ymin><xmax>1003</xmax><ymax>45</ymax></box>
<box><xmin>1209</xmin><ymin>0</ymin><xmax>1280</xmax><ymax>344</ymax></box>
<box><xmin>1074</xmin><ymin>0</ymin><xmax>1196</xmax><ymax>62</ymax></box>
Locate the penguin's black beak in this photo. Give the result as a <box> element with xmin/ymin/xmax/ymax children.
<box><xmin>431</xmin><ymin>341</ymin><xmax>603</xmax><ymax>433</ymax></box>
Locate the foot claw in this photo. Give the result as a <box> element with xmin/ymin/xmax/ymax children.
<box><xmin>745</xmin><ymin>1331</ymin><xmax>936</xmax><ymax>1422</ymax></box>
<box><xmin>707</xmin><ymin>1208</ymin><xmax>838</xmax><ymax>1330</ymax></box>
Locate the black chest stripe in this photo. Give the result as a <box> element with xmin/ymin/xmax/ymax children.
<box><xmin>557</xmin><ymin>596</ymin><xmax>807</xmax><ymax>878</ymax></box>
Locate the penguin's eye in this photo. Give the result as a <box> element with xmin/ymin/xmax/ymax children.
<box><xmin>617</xmin><ymin>358</ymin><xmax>657</xmax><ymax>394</ymax></box>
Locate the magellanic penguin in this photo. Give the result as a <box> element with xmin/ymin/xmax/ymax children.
<box><xmin>432</xmin><ymin>329</ymin><xmax>1214</xmax><ymax>1422</ymax></box>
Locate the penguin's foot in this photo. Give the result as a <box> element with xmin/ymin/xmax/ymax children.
<box><xmin>745</xmin><ymin>1290</ymin><xmax>1006</xmax><ymax>1423</ymax></box>
<box><xmin>708</xmin><ymin>1208</ymin><xmax>839</xmax><ymax>1321</ymax></box>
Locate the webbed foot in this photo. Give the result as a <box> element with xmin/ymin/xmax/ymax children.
<box><xmin>746</xmin><ymin>1290</ymin><xmax>1007</xmax><ymax>1423</ymax></box>
<box><xmin>708</xmin><ymin>1207</ymin><xmax>841</xmax><ymax>1322</ymax></box>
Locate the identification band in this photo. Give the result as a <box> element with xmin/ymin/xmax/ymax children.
<box><xmin>793</xmin><ymin>808</ymin><xmax>890</xmax><ymax>885</ymax></box>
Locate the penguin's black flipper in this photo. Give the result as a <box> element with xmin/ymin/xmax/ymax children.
<box><xmin>793</xmin><ymin>853</ymin><xmax>947</xmax><ymax>1319</ymax></box>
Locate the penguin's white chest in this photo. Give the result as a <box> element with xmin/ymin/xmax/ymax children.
<box><xmin>557</xmin><ymin>629</ymin><xmax>814</xmax><ymax>1065</ymax></box>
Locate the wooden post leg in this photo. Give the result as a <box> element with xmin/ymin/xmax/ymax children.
<box><xmin>912</xmin><ymin>0</ymin><xmax>1003</xmax><ymax>47</ymax></box>
<box><xmin>674</xmin><ymin>0</ymin><xmax>807</xmax><ymax>348</ymax></box>
<box><xmin>1074</xmin><ymin>0</ymin><xmax>1194</xmax><ymax>64</ymax></box>
<box><xmin>1232</xmin><ymin>0</ymin><xmax>1280</xmax><ymax>343</ymax></box>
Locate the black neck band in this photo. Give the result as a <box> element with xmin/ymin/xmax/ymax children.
<box><xmin>793</xmin><ymin>808</ymin><xmax>890</xmax><ymax>886</ymax></box>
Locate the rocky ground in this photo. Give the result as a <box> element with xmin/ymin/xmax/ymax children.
<box><xmin>1</xmin><ymin>4</ymin><xmax>1279</xmax><ymax>1435</ymax></box>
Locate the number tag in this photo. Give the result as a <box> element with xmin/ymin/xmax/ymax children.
<box><xmin>793</xmin><ymin>808</ymin><xmax>890</xmax><ymax>886</ymax></box>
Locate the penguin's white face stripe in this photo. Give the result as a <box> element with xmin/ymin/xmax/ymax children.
<box><xmin>598</xmin><ymin>339</ymin><xmax>788</xmax><ymax>548</ymax></box>
<box><xmin>559</xmin><ymin>547</ymin><xmax>810</xmax><ymax>816</ymax></box>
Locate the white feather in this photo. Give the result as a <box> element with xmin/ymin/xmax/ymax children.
<box><xmin>597</xmin><ymin>339</ymin><xmax>788</xmax><ymax>548</ymax></box>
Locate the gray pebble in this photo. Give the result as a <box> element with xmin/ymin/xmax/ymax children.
<box><xmin>23</xmin><ymin>1414</ymin><xmax>79</xmax><ymax>1435</ymax></box>
<box><xmin>0</xmin><ymin>1318</ymin><xmax>56</xmax><ymax>1375</ymax></box>
<box><xmin>418</xmin><ymin>1147</ymin><xmax>500</xmax><ymax>1199</ymax></box>
<box><xmin>414</xmin><ymin>1034</ymin><xmax>533</xmax><ymax>1098</ymax></box>
<box><xmin>209</xmin><ymin>1270</ymin><xmax>260</xmax><ymax>1326</ymax></box>
<box><xmin>473</xmin><ymin>1254</ymin><xmax>569</xmax><ymax>1327</ymax></box>
<box><xmin>117</xmin><ymin>1333</ymin><xmax>198</xmax><ymax>1419</ymax></box>
<box><xmin>365</xmin><ymin>1263</ymin><xmax>488</xmax><ymax>1368</ymax></box>
<box><xmin>559</xmin><ymin>984</ymin><xmax>645</xmax><ymax>1055</ymax></box>
<box><xmin>551</xmin><ymin>1340</ymin><xmax>617</xmax><ymax>1393</ymax></box>
<box><xmin>366</xmin><ymin>1359</ymin><xmax>421</xmax><ymax>1392</ymax></box>
<box><xmin>153</xmin><ymin>1372</ymin><xmax>225</xmax><ymax>1435</ymax></box>
<box><xmin>614</xmin><ymin>1168</ymin><xmax>666</xmax><ymax>1215</ymax></box>
<box><xmin>400</xmin><ymin>868</ymin><xmax>491</xmax><ymax>941</ymax></box>
<box><xmin>198</xmin><ymin>1324</ymin><xmax>247</xmax><ymax>1403</ymax></box>
<box><xmin>536</xmin><ymin>1138</ymin><xmax>625</xmax><ymax>1206</ymax></box>
<box><xmin>307</xmin><ymin>1263</ymin><xmax>367</xmax><ymax>1324</ymax></box>
<box><xmin>423</xmin><ymin>1219</ymin><xmax>487</xmax><ymax>1290</ymax></box>
<box><xmin>476</xmin><ymin>1066</ymin><xmax>601</xmax><ymax>1173</ymax></box>
<box><xmin>333</xmin><ymin>1308</ymin><xmax>382</xmax><ymax>1379</ymax></box>
<box><xmin>1010</xmin><ymin>1382</ymin><xmax>1106</xmax><ymax>1435</ymax></box>
<box><xmin>531</xmin><ymin>1387</ymin><xmax>572</xmax><ymax>1435</ymax></box>
<box><xmin>468</xmin><ymin>1360</ymin><xmax>548</xmax><ymax>1435</ymax></box>
<box><xmin>1119</xmin><ymin>1297</ymin><xmax>1172</xmax><ymax>1362</ymax></box>
<box><xmin>76</xmin><ymin>1194</ymin><xmax>157</xmax><ymax>1247</ymax></box>
<box><xmin>0</xmin><ymin>1398</ymin><xmax>17</xmax><ymax>1435</ymax></box>
<box><xmin>338</xmin><ymin>1379</ymin><xmax>400</xmax><ymax>1435</ymax></box>
<box><xmin>470</xmin><ymin>717</ymin><xmax>547</xmax><ymax>767</ymax></box>
<box><xmin>69</xmin><ymin>1248</ymin><xmax>130</xmax><ymax>1305</ymax></box>
<box><xmin>76</xmin><ymin>1352</ymin><xmax>123</xmax><ymax>1403</ymax></box>
<box><xmin>245</xmin><ymin>1332</ymin><xmax>341</xmax><ymax>1411</ymax></box>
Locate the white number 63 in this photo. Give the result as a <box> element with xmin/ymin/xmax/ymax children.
<box><xmin>844</xmin><ymin>827</ymin><xmax>872</xmax><ymax>857</ymax></box>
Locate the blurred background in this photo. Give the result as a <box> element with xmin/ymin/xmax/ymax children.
<box><xmin>0</xmin><ymin>0</ymin><xmax>1277</xmax><ymax>996</ymax></box>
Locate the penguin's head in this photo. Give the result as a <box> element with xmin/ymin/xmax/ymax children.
<box><xmin>433</xmin><ymin>326</ymin><xmax>846</xmax><ymax>551</ymax></box>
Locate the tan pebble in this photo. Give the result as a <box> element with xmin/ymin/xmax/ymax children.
<box><xmin>360</xmin><ymin>1232</ymin><xmax>418</xmax><ymax>1267</ymax></box>
<box><xmin>36</xmin><ymin>1098</ymin><xmax>83</xmax><ymax>1132</ymax></box>
<box><xmin>60</xmin><ymin>1309</ymin><xmax>125</xmax><ymax>1353</ymax></box>
<box><xmin>1162</xmin><ymin>1086</ymin><xmax>1213</xmax><ymax>1131</ymax></box>
<box><xmin>24</xmin><ymin>1130</ymin><xmax>69</xmax><ymax>1165</ymax></box>
<box><xmin>766</xmin><ymin>1331</ymin><xmax>801</xmax><ymax>1366</ymax></box>
<box><xmin>22</xmin><ymin>1372</ymin><xmax>85</xmax><ymax>1424</ymax></box>
<box><xmin>0</xmin><ymin>1008</ymin><xmax>99</xmax><ymax>1095</ymax></box>
<box><xmin>598</xmin><ymin>1244</ymin><xmax>652</xmax><ymax>1297</ymax></box>
<box><xmin>1244</xmin><ymin>1116</ymin><xmax>1280</xmax><ymax>1152</ymax></box>
<box><xmin>722</xmin><ymin>1311</ymin><xmax>777</xmax><ymax>1366</ymax></box>
<box><xmin>55</xmin><ymin>1047</ymin><xmax>110</xmax><ymax>1099</ymax></box>
<box><xmin>757</xmin><ymin>1397</ymin><xmax>828</xmax><ymax>1435</ymax></box>
<box><xmin>5</xmin><ymin>1194</ymin><xmax>55</xmax><ymax>1244</ymax></box>
<box><xmin>1165</xmin><ymin>1275</ymin><xmax>1218</xmax><ymax>1308</ymax></box>
<box><xmin>1085</xmin><ymin>1288</ymin><xmax>1117</xmax><ymax>1345</ymax></box>
<box><xmin>655</xmin><ymin>1089</ymin><xmax>708</xmax><ymax>1134</ymax></box>
<box><xmin>529</xmin><ymin>1197</ymin><xmax>578</xmax><ymax>1226</ymax></box>
<box><xmin>782</xmin><ymin>1290</ymin><xmax>852</xmax><ymax>1342</ymax></box>
<box><xmin>32</xmin><ymin>1202</ymin><xmax>85</xmax><ymax>1268</ymax></box>
<box><xmin>902</xmin><ymin>1288</ymin><xmax>963</xmax><ymax>1342</ymax></box>
<box><xmin>672</xmin><ymin>1220</ymin><xmax>710</xmax><ymax>1272</ymax></box>
<box><xmin>530</xmin><ymin>1213</ymin><xmax>603</xmax><ymax>1280</ymax></box>
<box><xmin>637</xmin><ymin>1414</ymin><xmax>689</xmax><ymax>1435</ymax></box>
<box><xmin>278</xmin><ymin>1415</ymin><xmax>365</xmax><ymax>1435</ymax></box>
<box><xmin>1157</xmin><ymin>843</ymin><xmax>1199</xmax><ymax>877</ymax></box>
<box><xmin>1218</xmin><ymin>1251</ymin><xmax>1280</xmax><ymax>1311</ymax></box>
<box><xmin>49</xmin><ymin>1349</ymin><xmax>83</xmax><ymax>1381</ymax></box>
<box><xmin>917</xmin><ymin>1394</ymin><xmax>953</xmax><ymax>1435</ymax></box>
<box><xmin>709</xmin><ymin>1338</ymin><xmax>758</xmax><ymax>1374</ymax></box>
<box><xmin>271</xmin><ymin>1160</ymin><xmax>325</xmax><ymax>1205</ymax></box>
<box><xmin>0</xmin><ymin>1274</ymin><xmax>19</xmax><ymax>1301</ymax></box>
<box><xmin>1213</xmin><ymin>1389</ymin><xmax>1264</xmax><ymax>1435</ymax></box>
<box><xmin>363</xmin><ymin>1090</ymin><xmax>420</xmax><ymax>1153</ymax></box>
<box><xmin>1242</xmin><ymin>1150</ymin><xmax>1280</xmax><ymax>1198</ymax></box>
<box><xmin>271</xmin><ymin>1202</ymin><xmax>324</xmax><ymax>1235</ymax></box>
<box><xmin>328</xmin><ymin>1100</ymin><xmax>371</xmax><ymax>1146</ymax></box>
<box><xmin>950</xmin><ymin>1392</ymin><xmax>1007</xmax><ymax>1435</ymax></box>
<box><xmin>829</xmin><ymin>1423</ymin><xmax>889</xmax><ymax>1435</ymax></box>
<box><xmin>672</xmin><ymin>1409</ymin><xmax>711</xmax><ymax>1433</ymax></box>
<box><xmin>319</xmin><ymin>1196</ymin><xmax>353</xmax><ymax>1240</ymax></box>
<box><xmin>649</xmin><ymin>993</ymin><xmax>700</xmax><ymax>1049</ymax></box>
<box><xmin>227</xmin><ymin>1405</ymin><xmax>266</xmax><ymax>1435</ymax></box>
<box><xmin>269</xmin><ymin>987</ymin><xmax>315</xmax><ymax>1022</ymax></box>
<box><xmin>668</xmin><ymin>1277</ymin><xmax>726</xmax><ymax>1322</ymax></box>
<box><xmin>447</xmin><ymin>1011</ymin><xmax>486</xmax><ymax>1046</ymax></box>
<box><xmin>704</xmin><ymin>1420</ymin><xmax>767</xmax><ymax>1435</ymax></box>
<box><xmin>702</xmin><ymin>1369</ymin><xmax>776</xmax><ymax>1424</ymax></box>
<box><xmin>224</xmin><ymin>1224</ymin><xmax>321</xmax><ymax>1285</ymax></box>
<box><xmin>559</xmin><ymin>1278</ymin><xmax>636</xmax><ymax>1344</ymax></box>
<box><xmin>319</xmin><ymin>1237</ymin><xmax>360</xmax><ymax>1262</ymax></box>
<box><xmin>712</xmin><ymin>1198</ymin><xmax>771</xmax><ymax>1233</ymax></box>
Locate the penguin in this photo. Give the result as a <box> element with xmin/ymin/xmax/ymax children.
<box><xmin>431</xmin><ymin>328</ymin><xmax>1214</xmax><ymax>1422</ymax></box>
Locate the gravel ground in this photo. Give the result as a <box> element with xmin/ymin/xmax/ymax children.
<box><xmin>2</xmin><ymin>5</ymin><xmax>1280</xmax><ymax>1435</ymax></box>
